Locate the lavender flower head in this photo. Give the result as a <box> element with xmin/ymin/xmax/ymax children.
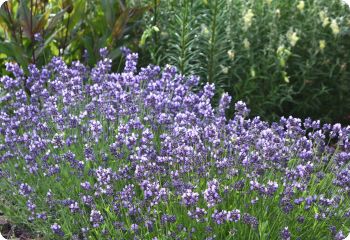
<box><xmin>181</xmin><ymin>189</ymin><xmax>199</xmax><ymax>207</ymax></box>
<box><xmin>51</xmin><ymin>223</ymin><xmax>64</xmax><ymax>236</ymax></box>
<box><xmin>280</xmin><ymin>227</ymin><xmax>291</xmax><ymax>240</ymax></box>
<box><xmin>90</xmin><ymin>209</ymin><xmax>104</xmax><ymax>228</ymax></box>
<box><xmin>203</xmin><ymin>179</ymin><xmax>221</xmax><ymax>208</ymax></box>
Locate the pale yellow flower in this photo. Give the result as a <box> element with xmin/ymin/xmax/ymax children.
<box><xmin>319</xmin><ymin>40</ymin><xmax>326</xmax><ymax>51</ymax></box>
<box><xmin>276</xmin><ymin>45</ymin><xmax>285</xmax><ymax>55</ymax></box>
<box><xmin>284</xmin><ymin>75</ymin><xmax>290</xmax><ymax>83</ymax></box>
<box><xmin>265</xmin><ymin>0</ymin><xmax>272</xmax><ymax>5</ymax></box>
<box><xmin>319</xmin><ymin>11</ymin><xmax>330</xmax><ymax>27</ymax></box>
<box><xmin>201</xmin><ymin>24</ymin><xmax>210</xmax><ymax>37</ymax></box>
<box><xmin>323</xmin><ymin>17</ymin><xmax>330</xmax><ymax>27</ymax></box>
<box><xmin>341</xmin><ymin>63</ymin><xmax>347</xmax><ymax>72</ymax></box>
<box><xmin>286</xmin><ymin>29</ymin><xmax>299</xmax><ymax>47</ymax></box>
<box><xmin>282</xmin><ymin>71</ymin><xmax>290</xmax><ymax>83</ymax></box>
<box><xmin>221</xmin><ymin>65</ymin><xmax>229</xmax><ymax>74</ymax></box>
<box><xmin>276</xmin><ymin>45</ymin><xmax>291</xmax><ymax>67</ymax></box>
<box><xmin>277</xmin><ymin>45</ymin><xmax>291</xmax><ymax>56</ymax></box>
<box><xmin>243</xmin><ymin>9</ymin><xmax>254</xmax><ymax>30</ymax></box>
<box><xmin>275</xmin><ymin>9</ymin><xmax>281</xmax><ymax>18</ymax></box>
<box><xmin>152</xmin><ymin>26</ymin><xmax>160</xmax><ymax>32</ymax></box>
<box><xmin>319</xmin><ymin>11</ymin><xmax>326</xmax><ymax>21</ymax></box>
<box><xmin>243</xmin><ymin>38</ymin><xmax>250</xmax><ymax>49</ymax></box>
<box><xmin>330</xmin><ymin>19</ymin><xmax>340</xmax><ymax>36</ymax></box>
<box><xmin>231</xmin><ymin>136</ymin><xmax>236</xmax><ymax>143</ymax></box>
<box><xmin>250</xmin><ymin>67</ymin><xmax>256</xmax><ymax>78</ymax></box>
<box><xmin>297</xmin><ymin>1</ymin><xmax>305</xmax><ymax>12</ymax></box>
<box><xmin>227</xmin><ymin>50</ymin><xmax>235</xmax><ymax>60</ymax></box>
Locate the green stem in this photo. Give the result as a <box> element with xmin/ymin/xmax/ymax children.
<box><xmin>61</xmin><ymin>15</ymin><xmax>71</xmax><ymax>57</ymax></box>
<box><xmin>208</xmin><ymin>0</ymin><xmax>218</xmax><ymax>84</ymax></box>
<box><xmin>179</xmin><ymin>0</ymin><xmax>189</xmax><ymax>74</ymax></box>
<box><xmin>30</xmin><ymin>0</ymin><xmax>36</xmax><ymax>64</ymax></box>
<box><xmin>153</xmin><ymin>0</ymin><xmax>158</xmax><ymax>46</ymax></box>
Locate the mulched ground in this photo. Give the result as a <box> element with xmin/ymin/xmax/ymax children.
<box><xmin>0</xmin><ymin>213</ymin><xmax>42</xmax><ymax>240</ymax></box>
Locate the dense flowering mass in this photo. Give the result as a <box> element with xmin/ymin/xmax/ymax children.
<box><xmin>0</xmin><ymin>49</ymin><xmax>350</xmax><ymax>239</ymax></box>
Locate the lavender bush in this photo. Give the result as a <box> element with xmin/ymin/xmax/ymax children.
<box><xmin>0</xmin><ymin>49</ymin><xmax>350</xmax><ymax>239</ymax></box>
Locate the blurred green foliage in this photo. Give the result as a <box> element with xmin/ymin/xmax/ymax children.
<box><xmin>144</xmin><ymin>0</ymin><xmax>350</xmax><ymax>124</ymax></box>
<box><xmin>0</xmin><ymin>0</ymin><xmax>151</xmax><ymax>73</ymax></box>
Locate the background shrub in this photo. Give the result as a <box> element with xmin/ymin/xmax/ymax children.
<box><xmin>0</xmin><ymin>0</ymin><xmax>150</xmax><ymax>73</ymax></box>
<box><xmin>144</xmin><ymin>0</ymin><xmax>350</xmax><ymax>124</ymax></box>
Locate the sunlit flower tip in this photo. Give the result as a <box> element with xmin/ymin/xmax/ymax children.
<box><xmin>287</xmin><ymin>29</ymin><xmax>299</xmax><ymax>47</ymax></box>
<box><xmin>330</xmin><ymin>19</ymin><xmax>340</xmax><ymax>36</ymax></box>
<box><xmin>319</xmin><ymin>40</ymin><xmax>326</xmax><ymax>51</ymax></box>
<box><xmin>275</xmin><ymin>9</ymin><xmax>281</xmax><ymax>17</ymax></box>
<box><xmin>152</xmin><ymin>26</ymin><xmax>160</xmax><ymax>32</ymax></box>
<box><xmin>227</xmin><ymin>50</ymin><xmax>235</xmax><ymax>60</ymax></box>
<box><xmin>265</xmin><ymin>0</ymin><xmax>272</xmax><ymax>5</ymax></box>
<box><xmin>297</xmin><ymin>1</ymin><xmax>305</xmax><ymax>12</ymax></box>
<box><xmin>243</xmin><ymin>38</ymin><xmax>250</xmax><ymax>49</ymax></box>
<box><xmin>201</xmin><ymin>24</ymin><xmax>210</xmax><ymax>37</ymax></box>
<box><xmin>243</xmin><ymin>9</ymin><xmax>254</xmax><ymax>30</ymax></box>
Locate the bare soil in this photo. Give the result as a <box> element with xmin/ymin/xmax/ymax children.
<box><xmin>0</xmin><ymin>213</ymin><xmax>43</xmax><ymax>240</ymax></box>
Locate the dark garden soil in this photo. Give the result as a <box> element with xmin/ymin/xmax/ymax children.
<box><xmin>0</xmin><ymin>213</ymin><xmax>43</xmax><ymax>240</ymax></box>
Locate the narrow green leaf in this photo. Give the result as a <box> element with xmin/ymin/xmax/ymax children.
<box><xmin>18</xmin><ymin>0</ymin><xmax>32</xmax><ymax>38</ymax></box>
<box><xmin>34</xmin><ymin>27</ymin><xmax>63</xmax><ymax>58</ymax></box>
<box><xmin>46</xmin><ymin>9</ymin><xmax>66</xmax><ymax>32</ymax></box>
<box><xmin>0</xmin><ymin>41</ymin><xmax>28</xmax><ymax>70</ymax></box>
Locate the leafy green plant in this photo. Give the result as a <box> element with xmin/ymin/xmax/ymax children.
<box><xmin>145</xmin><ymin>0</ymin><xmax>350</xmax><ymax>124</ymax></box>
<box><xmin>0</xmin><ymin>0</ymin><xmax>151</xmax><ymax>73</ymax></box>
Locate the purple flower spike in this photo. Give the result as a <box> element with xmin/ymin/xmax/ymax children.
<box><xmin>51</xmin><ymin>223</ymin><xmax>64</xmax><ymax>236</ymax></box>
<box><xmin>181</xmin><ymin>189</ymin><xmax>199</xmax><ymax>207</ymax></box>
<box><xmin>203</xmin><ymin>179</ymin><xmax>221</xmax><ymax>208</ymax></box>
<box><xmin>19</xmin><ymin>183</ymin><xmax>33</xmax><ymax>197</ymax></box>
<box><xmin>280</xmin><ymin>227</ymin><xmax>291</xmax><ymax>240</ymax></box>
<box><xmin>90</xmin><ymin>209</ymin><xmax>104</xmax><ymax>228</ymax></box>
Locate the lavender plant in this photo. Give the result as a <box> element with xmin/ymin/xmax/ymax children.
<box><xmin>1</xmin><ymin>49</ymin><xmax>350</xmax><ymax>239</ymax></box>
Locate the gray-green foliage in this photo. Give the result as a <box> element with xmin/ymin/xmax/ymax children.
<box><xmin>145</xmin><ymin>0</ymin><xmax>350</xmax><ymax>123</ymax></box>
